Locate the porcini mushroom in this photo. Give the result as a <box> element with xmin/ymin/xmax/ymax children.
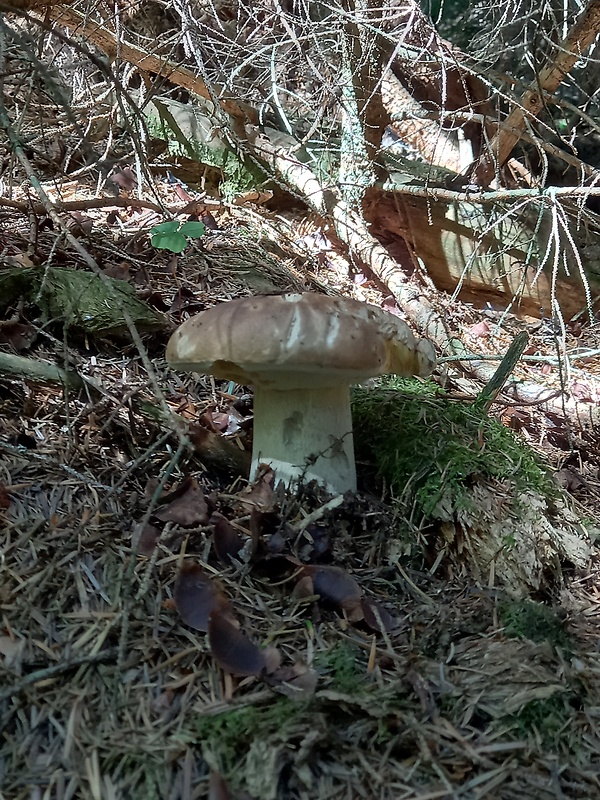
<box><xmin>166</xmin><ymin>293</ymin><xmax>435</xmax><ymax>494</ymax></box>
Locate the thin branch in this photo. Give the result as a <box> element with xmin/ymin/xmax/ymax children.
<box><xmin>475</xmin><ymin>0</ymin><xmax>600</xmax><ymax>182</ymax></box>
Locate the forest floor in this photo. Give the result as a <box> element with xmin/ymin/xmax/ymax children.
<box><xmin>1</xmin><ymin>175</ymin><xmax>600</xmax><ymax>800</ymax></box>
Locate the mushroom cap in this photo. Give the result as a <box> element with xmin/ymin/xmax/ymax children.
<box><xmin>166</xmin><ymin>293</ymin><xmax>436</xmax><ymax>389</ymax></box>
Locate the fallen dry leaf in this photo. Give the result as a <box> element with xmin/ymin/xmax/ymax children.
<box><xmin>467</xmin><ymin>320</ymin><xmax>491</xmax><ymax>337</ymax></box>
<box><xmin>103</xmin><ymin>262</ymin><xmax>131</xmax><ymax>281</ymax></box>
<box><xmin>0</xmin><ymin>483</ymin><xmax>11</xmax><ymax>509</ymax></box>
<box><xmin>136</xmin><ymin>523</ymin><xmax>161</xmax><ymax>556</ymax></box>
<box><xmin>361</xmin><ymin>598</ymin><xmax>399</xmax><ymax>633</ymax></box>
<box><xmin>0</xmin><ymin>321</ymin><xmax>37</xmax><ymax>351</ymax></box>
<box><xmin>0</xmin><ymin>635</ymin><xmax>20</xmax><ymax>661</ymax></box>
<box><xmin>156</xmin><ymin>478</ymin><xmax>209</xmax><ymax>526</ymax></box>
<box><xmin>237</xmin><ymin>466</ymin><xmax>275</xmax><ymax>511</ymax></box>
<box><xmin>269</xmin><ymin>662</ymin><xmax>319</xmax><ymax>699</ymax></box>
<box><xmin>304</xmin><ymin>565</ymin><xmax>363</xmax><ymax>619</ymax></box>
<box><xmin>554</xmin><ymin>468</ymin><xmax>584</xmax><ymax>492</ymax></box>
<box><xmin>66</xmin><ymin>211</ymin><xmax>93</xmax><ymax>236</ymax></box>
<box><xmin>212</xmin><ymin>513</ymin><xmax>250</xmax><ymax>565</ymax></box>
<box><xmin>208</xmin><ymin>772</ymin><xmax>233</xmax><ymax>800</ymax></box>
<box><xmin>174</xmin><ymin>564</ymin><xmax>229</xmax><ymax>632</ymax></box>
<box><xmin>208</xmin><ymin>609</ymin><xmax>272</xmax><ymax>677</ymax></box>
<box><xmin>109</xmin><ymin>166</ymin><xmax>136</xmax><ymax>192</ymax></box>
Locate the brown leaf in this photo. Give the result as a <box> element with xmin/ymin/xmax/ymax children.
<box><xmin>571</xmin><ymin>382</ymin><xmax>595</xmax><ymax>403</ymax></box>
<box><xmin>269</xmin><ymin>662</ymin><xmax>319</xmax><ymax>699</ymax></box>
<box><xmin>66</xmin><ymin>211</ymin><xmax>93</xmax><ymax>236</ymax></box>
<box><xmin>212</xmin><ymin>513</ymin><xmax>247</xmax><ymax>565</ymax></box>
<box><xmin>210</xmin><ymin>411</ymin><xmax>231</xmax><ymax>432</ymax></box>
<box><xmin>467</xmin><ymin>320</ymin><xmax>491</xmax><ymax>338</ymax></box>
<box><xmin>238</xmin><ymin>466</ymin><xmax>275</xmax><ymax>511</ymax></box>
<box><xmin>170</xmin><ymin>286</ymin><xmax>199</xmax><ymax>314</ymax></box>
<box><xmin>136</xmin><ymin>523</ymin><xmax>160</xmax><ymax>556</ymax></box>
<box><xmin>174</xmin><ymin>564</ymin><xmax>229</xmax><ymax>632</ymax></box>
<box><xmin>208</xmin><ymin>609</ymin><xmax>269</xmax><ymax>677</ymax></box>
<box><xmin>0</xmin><ymin>483</ymin><xmax>11</xmax><ymax>509</ymax></box>
<box><xmin>361</xmin><ymin>598</ymin><xmax>399</xmax><ymax>633</ymax></box>
<box><xmin>554</xmin><ymin>468</ymin><xmax>584</xmax><ymax>492</ymax></box>
<box><xmin>304</xmin><ymin>565</ymin><xmax>362</xmax><ymax>617</ymax></box>
<box><xmin>151</xmin><ymin>689</ymin><xmax>176</xmax><ymax>715</ymax></box>
<box><xmin>102</xmin><ymin>261</ymin><xmax>131</xmax><ymax>281</ymax></box>
<box><xmin>109</xmin><ymin>166</ymin><xmax>137</xmax><ymax>191</ymax></box>
<box><xmin>173</xmin><ymin>183</ymin><xmax>194</xmax><ymax>202</ymax></box>
<box><xmin>0</xmin><ymin>635</ymin><xmax>20</xmax><ymax>660</ymax></box>
<box><xmin>202</xmin><ymin>212</ymin><xmax>220</xmax><ymax>230</ymax></box>
<box><xmin>208</xmin><ymin>772</ymin><xmax>233</xmax><ymax>800</ymax></box>
<box><xmin>156</xmin><ymin>478</ymin><xmax>209</xmax><ymax>526</ymax></box>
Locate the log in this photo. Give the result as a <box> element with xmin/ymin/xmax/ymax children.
<box><xmin>370</xmin><ymin>192</ymin><xmax>600</xmax><ymax>319</ymax></box>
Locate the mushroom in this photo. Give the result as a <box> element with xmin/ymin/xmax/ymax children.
<box><xmin>166</xmin><ymin>293</ymin><xmax>435</xmax><ymax>494</ymax></box>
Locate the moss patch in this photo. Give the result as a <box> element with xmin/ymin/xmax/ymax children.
<box><xmin>192</xmin><ymin>697</ymin><xmax>304</xmax><ymax>774</ymax></box>
<box><xmin>506</xmin><ymin>694</ymin><xmax>575</xmax><ymax>748</ymax></box>
<box><xmin>499</xmin><ymin>599</ymin><xmax>572</xmax><ymax>650</ymax></box>
<box><xmin>315</xmin><ymin>642</ymin><xmax>366</xmax><ymax>694</ymax></box>
<box><xmin>352</xmin><ymin>378</ymin><xmax>555</xmax><ymax>520</ymax></box>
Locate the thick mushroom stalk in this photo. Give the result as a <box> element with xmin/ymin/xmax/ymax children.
<box><xmin>166</xmin><ymin>293</ymin><xmax>436</xmax><ymax>494</ymax></box>
<box><xmin>252</xmin><ymin>385</ymin><xmax>355</xmax><ymax>494</ymax></box>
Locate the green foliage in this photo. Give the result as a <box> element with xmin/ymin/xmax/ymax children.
<box><xmin>315</xmin><ymin>643</ymin><xmax>365</xmax><ymax>693</ymax></box>
<box><xmin>499</xmin><ymin>599</ymin><xmax>572</xmax><ymax>651</ymax></box>
<box><xmin>192</xmin><ymin>698</ymin><xmax>302</xmax><ymax>773</ymax></box>
<box><xmin>507</xmin><ymin>695</ymin><xmax>574</xmax><ymax>749</ymax></box>
<box><xmin>150</xmin><ymin>220</ymin><xmax>205</xmax><ymax>253</ymax></box>
<box><xmin>352</xmin><ymin>378</ymin><xmax>555</xmax><ymax>520</ymax></box>
<box><xmin>144</xmin><ymin>97</ymin><xmax>268</xmax><ymax>199</ymax></box>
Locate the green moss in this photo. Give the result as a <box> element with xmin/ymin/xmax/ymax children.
<box><xmin>315</xmin><ymin>642</ymin><xmax>366</xmax><ymax>693</ymax></box>
<box><xmin>352</xmin><ymin>378</ymin><xmax>555</xmax><ymax>520</ymax></box>
<box><xmin>0</xmin><ymin>267</ymin><xmax>164</xmax><ymax>336</ymax></box>
<box><xmin>499</xmin><ymin>599</ymin><xmax>572</xmax><ymax>651</ymax></box>
<box><xmin>506</xmin><ymin>695</ymin><xmax>574</xmax><ymax>748</ymax></box>
<box><xmin>192</xmin><ymin>697</ymin><xmax>303</xmax><ymax>773</ymax></box>
<box><xmin>143</xmin><ymin>97</ymin><xmax>267</xmax><ymax>199</ymax></box>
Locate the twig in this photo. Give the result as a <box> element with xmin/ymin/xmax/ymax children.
<box><xmin>438</xmin><ymin>348</ymin><xmax>600</xmax><ymax>365</ymax></box>
<box><xmin>0</xmin><ymin>196</ymin><xmax>220</xmax><ymax>215</ymax></box>
<box><xmin>475</xmin><ymin>332</ymin><xmax>529</xmax><ymax>412</ymax></box>
<box><xmin>475</xmin><ymin>0</ymin><xmax>600</xmax><ymax>182</ymax></box>
<box><xmin>0</xmin><ymin>648</ymin><xmax>119</xmax><ymax>701</ymax></box>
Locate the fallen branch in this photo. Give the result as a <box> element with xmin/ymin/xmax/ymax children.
<box><xmin>475</xmin><ymin>0</ymin><xmax>600</xmax><ymax>182</ymax></box>
<box><xmin>247</xmin><ymin>128</ymin><xmax>585</xmax><ymax>410</ymax></box>
<box><xmin>0</xmin><ymin>195</ymin><xmax>220</xmax><ymax>215</ymax></box>
<box><xmin>0</xmin><ymin>351</ymin><xmax>83</xmax><ymax>390</ymax></box>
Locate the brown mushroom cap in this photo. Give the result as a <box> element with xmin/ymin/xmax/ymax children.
<box><xmin>166</xmin><ymin>293</ymin><xmax>435</xmax><ymax>388</ymax></box>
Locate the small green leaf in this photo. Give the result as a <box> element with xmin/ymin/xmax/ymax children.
<box><xmin>151</xmin><ymin>231</ymin><xmax>188</xmax><ymax>253</ymax></box>
<box><xmin>178</xmin><ymin>221</ymin><xmax>205</xmax><ymax>238</ymax></box>
<box><xmin>150</xmin><ymin>221</ymin><xmax>181</xmax><ymax>235</ymax></box>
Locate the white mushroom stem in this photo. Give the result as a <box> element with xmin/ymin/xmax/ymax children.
<box><xmin>250</xmin><ymin>385</ymin><xmax>356</xmax><ymax>494</ymax></box>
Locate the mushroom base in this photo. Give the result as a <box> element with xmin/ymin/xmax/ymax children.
<box><xmin>250</xmin><ymin>385</ymin><xmax>356</xmax><ymax>494</ymax></box>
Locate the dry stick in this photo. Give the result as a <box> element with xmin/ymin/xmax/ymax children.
<box><xmin>248</xmin><ymin>130</ymin><xmax>568</xmax><ymax>408</ymax></box>
<box><xmin>475</xmin><ymin>0</ymin><xmax>600</xmax><ymax>184</ymax></box>
<box><xmin>0</xmin><ymin>648</ymin><xmax>119</xmax><ymax>702</ymax></box>
<box><xmin>0</xmin><ymin>196</ymin><xmax>221</xmax><ymax>215</ymax></box>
